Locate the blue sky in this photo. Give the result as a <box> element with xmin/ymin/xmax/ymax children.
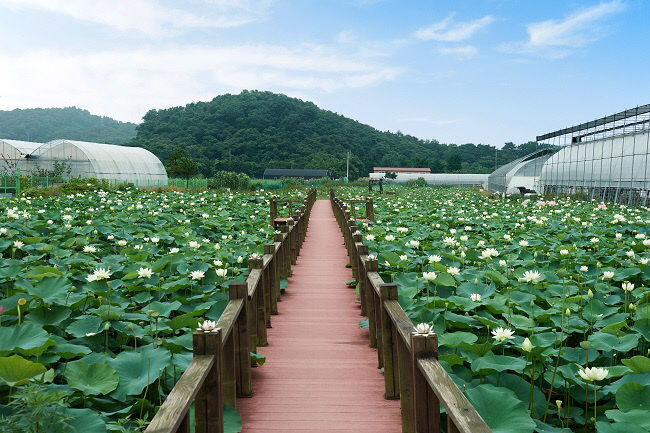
<box><xmin>0</xmin><ymin>0</ymin><xmax>648</xmax><ymax>147</ymax></box>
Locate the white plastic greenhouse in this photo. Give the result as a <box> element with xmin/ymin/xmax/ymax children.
<box><xmin>0</xmin><ymin>138</ymin><xmax>168</xmax><ymax>186</ymax></box>
<box><xmin>487</xmin><ymin>148</ymin><xmax>557</xmax><ymax>194</ymax></box>
<box><xmin>369</xmin><ymin>172</ymin><xmax>488</xmax><ymax>186</ymax></box>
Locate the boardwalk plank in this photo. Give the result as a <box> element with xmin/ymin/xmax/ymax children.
<box><xmin>237</xmin><ymin>200</ymin><xmax>401</xmax><ymax>432</ymax></box>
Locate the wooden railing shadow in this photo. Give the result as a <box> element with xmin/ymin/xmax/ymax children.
<box><xmin>145</xmin><ymin>189</ymin><xmax>317</xmax><ymax>433</ymax></box>
<box><xmin>330</xmin><ymin>190</ymin><xmax>492</xmax><ymax>433</ymax></box>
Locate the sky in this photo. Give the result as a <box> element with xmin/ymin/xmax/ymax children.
<box><xmin>0</xmin><ymin>0</ymin><xmax>648</xmax><ymax>147</ymax></box>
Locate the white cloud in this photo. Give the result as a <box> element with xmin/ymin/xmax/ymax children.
<box><xmin>0</xmin><ymin>0</ymin><xmax>272</xmax><ymax>36</ymax></box>
<box><xmin>501</xmin><ymin>1</ymin><xmax>624</xmax><ymax>58</ymax></box>
<box><xmin>437</xmin><ymin>45</ymin><xmax>477</xmax><ymax>58</ymax></box>
<box><xmin>0</xmin><ymin>44</ymin><xmax>401</xmax><ymax>122</ymax></box>
<box><xmin>413</xmin><ymin>14</ymin><xmax>495</xmax><ymax>42</ymax></box>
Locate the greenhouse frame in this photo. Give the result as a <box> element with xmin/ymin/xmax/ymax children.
<box><xmin>487</xmin><ymin>148</ymin><xmax>556</xmax><ymax>194</ymax></box>
<box><xmin>0</xmin><ymin>139</ymin><xmax>168</xmax><ymax>186</ymax></box>
<box><xmin>537</xmin><ymin>104</ymin><xmax>650</xmax><ymax>204</ymax></box>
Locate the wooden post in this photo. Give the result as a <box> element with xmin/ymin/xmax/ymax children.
<box><xmin>398</xmin><ymin>337</ymin><xmax>415</xmax><ymax>433</ymax></box>
<box><xmin>380</xmin><ymin>283</ymin><xmax>399</xmax><ymax>399</ymax></box>
<box><xmin>222</xmin><ymin>328</ymin><xmax>236</xmax><ymax>407</ymax></box>
<box><xmin>357</xmin><ymin>245</ymin><xmax>369</xmax><ymax>316</ymax></box>
<box><xmin>269</xmin><ymin>198</ymin><xmax>277</xmax><ymax>226</ymax></box>
<box><xmin>288</xmin><ymin>218</ymin><xmax>297</xmax><ymax>265</ymax></box>
<box><xmin>265</xmin><ymin>244</ymin><xmax>278</xmax><ymax>315</ymax></box>
<box><xmin>411</xmin><ymin>331</ymin><xmax>440</xmax><ymax>433</ymax></box>
<box><xmin>279</xmin><ymin>226</ymin><xmax>290</xmax><ymax>281</ymax></box>
<box><xmin>193</xmin><ymin>328</ymin><xmax>223</xmax><ymax>433</ymax></box>
<box><xmin>229</xmin><ymin>282</ymin><xmax>252</xmax><ymax>398</ymax></box>
<box><xmin>249</xmin><ymin>257</ymin><xmax>267</xmax><ymax>346</ymax></box>
<box><xmin>366</xmin><ymin>198</ymin><xmax>375</xmax><ymax>221</ymax></box>
<box><xmin>365</xmin><ymin>256</ymin><xmax>378</xmax><ymax>349</ymax></box>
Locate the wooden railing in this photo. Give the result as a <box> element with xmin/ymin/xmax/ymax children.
<box><xmin>330</xmin><ymin>190</ymin><xmax>491</xmax><ymax>433</ymax></box>
<box><xmin>346</xmin><ymin>197</ymin><xmax>375</xmax><ymax>221</ymax></box>
<box><xmin>145</xmin><ymin>189</ymin><xmax>317</xmax><ymax>433</ymax></box>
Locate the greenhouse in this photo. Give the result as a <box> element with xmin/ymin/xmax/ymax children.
<box><xmin>369</xmin><ymin>172</ymin><xmax>488</xmax><ymax>186</ymax></box>
<box><xmin>538</xmin><ymin>104</ymin><xmax>650</xmax><ymax>204</ymax></box>
<box><xmin>0</xmin><ymin>139</ymin><xmax>42</xmax><ymax>172</ymax></box>
<box><xmin>487</xmin><ymin>148</ymin><xmax>556</xmax><ymax>194</ymax></box>
<box><xmin>27</xmin><ymin>140</ymin><xmax>168</xmax><ymax>186</ymax></box>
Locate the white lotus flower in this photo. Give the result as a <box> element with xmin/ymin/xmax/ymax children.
<box><xmin>396</xmin><ymin>227</ymin><xmax>408</xmax><ymax>233</ymax></box>
<box><xmin>447</xmin><ymin>267</ymin><xmax>460</xmax><ymax>276</ymax></box>
<box><xmin>415</xmin><ymin>323</ymin><xmax>433</xmax><ymax>334</ymax></box>
<box><xmin>626</xmin><ymin>250</ymin><xmax>635</xmax><ymax>258</ymax></box>
<box><xmin>366</xmin><ymin>234</ymin><xmax>375</xmax><ymax>241</ymax></box>
<box><xmin>428</xmin><ymin>255</ymin><xmax>442</xmax><ymax>263</ymax></box>
<box><xmin>83</xmin><ymin>245</ymin><xmax>97</xmax><ymax>253</ymax></box>
<box><xmin>602</xmin><ymin>271</ymin><xmax>614</xmax><ymax>280</ymax></box>
<box><xmin>151</xmin><ymin>237</ymin><xmax>160</xmax><ymax>244</ymax></box>
<box><xmin>519</xmin><ymin>240</ymin><xmax>529</xmax><ymax>247</ymax></box>
<box><xmin>169</xmin><ymin>247</ymin><xmax>180</xmax><ymax>254</ymax></box>
<box><xmin>491</xmin><ymin>327</ymin><xmax>515</xmax><ymax>342</ymax></box>
<box><xmin>559</xmin><ymin>249</ymin><xmax>569</xmax><ymax>255</ymax></box>
<box><xmin>470</xmin><ymin>293</ymin><xmax>481</xmax><ymax>302</ymax></box>
<box><xmin>215</xmin><ymin>268</ymin><xmax>228</xmax><ymax>278</ymax></box>
<box><xmin>399</xmin><ymin>255</ymin><xmax>407</xmax><ymax>261</ymax></box>
<box><xmin>616</xmin><ymin>233</ymin><xmax>623</xmax><ymax>240</ymax></box>
<box><xmin>213</xmin><ymin>260</ymin><xmax>223</xmax><ymax>267</ymax></box>
<box><xmin>190</xmin><ymin>270</ymin><xmax>205</xmax><ymax>280</ymax></box>
<box><xmin>137</xmin><ymin>267</ymin><xmax>153</xmax><ymax>278</ymax></box>
<box><xmin>622</xmin><ymin>282</ymin><xmax>634</xmax><ymax>292</ymax></box>
<box><xmin>13</xmin><ymin>241</ymin><xmax>24</xmax><ymax>249</ymax></box>
<box><xmin>86</xmin><ymin>273</ymin><xmax>97</xmax><ymax>282</ymax></box>
<box><xmin>189</xmin><ymin>241</ymin><xmax>200</xmax><ymax>249</ymax></box>
<box><xmin>197</xmin><ymin>320</ymin><xmax>218</xmax><ymax>332</ymax></box>
<box><xmin>521</xmin><ymin>337</ymin><xmax>533</xmax><ymax>352</ymax></box>
<box><xmin>590</xmin><ymin>237</ymin><xmax>599</xmax><ymax>243</ymax></box>
<box><xmin>237</xmin><ymin>256</ymin><xmax>244</xmax><ymax>263</ymax></box>
<box><xmin>117</xmin><ymin>240</ymin><xmax>127</xmax><ymax>246</ymax></box>
<box><xmin>93</xmin><ymin>268</ymin><xmax>111</xmax><ymax>280</ymax></box>
<box><xmin>580</xmin><ymin>265</ymin><xmax>588</xmax><ymax>272</ymax></box>
<box><xmin>385</xmin><ymin>235</ymin><xmax>395</xmax><ymax>241</ymax></box>
<box><xmin>578</xmin><ymin>366</ymin><xmax>608</xmax><ymax>382</ymax></box>
<box><xmin>499</xmin><ymin>260</ymin><xmax>507</xmax><ymax>267</ymax></box>
<box><xmin>422</xmin><ymin>271</ymin><xmax>437</xmax><ymax>282</ymax></box>
<box><xmin>409</xmin><ymin>240</ymin><xmax>420</xmax><ymax>248</ymax></box>
<box><xmin>522</xmin><ymin>270</ymin><xmax>541</xmax><ymax>283</ymax></box>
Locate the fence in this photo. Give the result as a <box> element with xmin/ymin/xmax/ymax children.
<box><xmin>168</xmin><ymin>178</ymin><xmax>209</xmax><ymax>189</ymax></box>
<box><xmin>144</xmin><ymin>189</ymin><xmax>316</xmax><ymax>433</ymax></box>
<box><xmin>330</xmin><ymin>190</ymin><xmax>491</xmax><ymax>433</ymax></box>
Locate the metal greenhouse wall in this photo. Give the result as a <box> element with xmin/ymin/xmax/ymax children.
<box><xmin>538</xmin><ymin>104</ymin><xmax>650</xmax><ymax>205</ymax></box>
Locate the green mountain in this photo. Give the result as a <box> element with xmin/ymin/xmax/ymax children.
<box><xmin>0</xmin><ymin>107</ymin><xmax>137</xmax><ymax>144</ymax></box>
<box><xmin>132</xmin><ymin>90</ymin><xmax>546</xmax><ymax>179</ymax></box>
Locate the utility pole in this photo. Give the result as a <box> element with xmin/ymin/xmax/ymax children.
<box><xmin>346</xmin><ymin>150</ymin><xmax>350</xmax><ymax>182</ymax></box>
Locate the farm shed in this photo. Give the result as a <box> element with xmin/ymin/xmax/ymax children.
<box><xmin>263</xmin><ymin>168</ymin><xmax>331</xmax><ymax>179</ymax></box>
<box><xmin>538</xmin><ymin>104</ymin><xmax>650</xmax><ymax>204</ymax></box>
<box><xmin>487</xmin><ymin>148</ymin><xmax>556</xmax><ymax>194</ymax></box>
<box><xmin>373</xmin><ymin>167</ymin><xmax>431</xmax><ymax>174</ymax></box>
<box><xmin>26</xmin><ymin>139</ymin><xmax>168</xmax><ymax>186</ymax></box>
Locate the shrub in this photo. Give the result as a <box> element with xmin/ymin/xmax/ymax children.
<box><xmin>208</xmin><ymin>171</ymin><xmax>252</xmax><ymax>190</ymax></box>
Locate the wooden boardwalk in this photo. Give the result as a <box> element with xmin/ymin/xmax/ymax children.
<box><xmin>237</xmin><ymin>200</ymin><xmax>401</xmax><ymax>432</ymax></box>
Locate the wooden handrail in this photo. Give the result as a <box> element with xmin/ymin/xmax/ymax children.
<box><xmin>145</xmin><ymin>189</ymin><xmax>317</xmax><ymax>433</ymax></box>
<box><xmin>329</xmin><ymin>189</ymin><xmax>491</xmax><ymax>433</ymax></box>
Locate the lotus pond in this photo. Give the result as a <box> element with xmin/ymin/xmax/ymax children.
<box><xmin>0</xmin><ymin>185</ymin><xmax>301</xmax><ymax>432</ymax></box>
<box><xmin>346</xmin><ymin>186</ymin><xmax>650</xmax><ymax>433</ymax></box>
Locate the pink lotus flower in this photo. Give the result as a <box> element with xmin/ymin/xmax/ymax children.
<box><xmin>537</xmin><ymin>200</ymin><xmax>546</xmax><ymax>206</ymax></box>
<box><xmin>597</xmin><ymin>203</ymin><xmax>607</xmax><ymax>210</ymax></box>
<box><xmin>547</xmin><ymin>200</ymin><xmax>556</xmax><ymax>205</ymax></box>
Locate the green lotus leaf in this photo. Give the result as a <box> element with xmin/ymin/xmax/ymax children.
<box><xmin>616</xmin><ymin>382</ymin><xmax>650</xmax><ymax>411</ymax></box>
<box><xmin>0</xmin><ymin>322</ymin><xmax>53</xmax><ymax>356</ymax></box>
<box><xmin>438</xmin><ymin>331</ymin><xmax>478</xmax><ymax>348</ymax></box>
<box><xmin>466</xmin><ymin>384</ymin><xmax>536</xmax><ymax>433</ymax></box>
<box><xmin>109</xmin><ymin>344</ymin><xmax>170</xmax><ymax>399</ymax></box>
<box><xmin>64</xmin><ymin>408</ymin><xmax>107</xmax><ymax>433</ymax></box>
<box><xmin>0</xmin><ymin>354</ymin><xmax>47</xmax><ymax>386</ymax></box>
<box><xmin>595</xmin><ymin>421</ymin><xmax>647</xmax><ymax>433</ymax></box>
<box><xmin>66</xmin><ymin>316</ymin><xmax>102</xmax><ymax>338</ymax></box>
<box><xmin>64</xmin><ymin>362</ymin><xmax>119</xmax><ymax>395</ymax></box>
<box><xmin>224</xmin><ymin>405</ymin><xmax>243</xmax><ymax>433</ymax></box>
<box><xmin>471</xmin><ymin>353</ymin><xmax>527</xmax><ymax>374</ymax></box>
<box><xmin>28</xmin><ymin>276</ymin><xmax>73</xmax><ymax>305</ymax></box>
<box><xmin>622</xmin><ymin>356</ymin><xmax>650</xmax><ymax>373</ymax></box>
<box><xmin>605</xmin><ymin>409</ymin><xmax>650</xmax><ymax>429</ymax></box>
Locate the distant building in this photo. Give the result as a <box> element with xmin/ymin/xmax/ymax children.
<box><xmin>373</xmin><ymin>167</ymin><xmax>431</xmax><ymax>174</ymax></box>
<box><xmin>370</xmin><ymin>172</ymin><xmax>487</xmax><ymax>187</ymax></box>
<box><xmin>263</xmin><ymin>168</ymin><xmax>331</xmax><ymax>179</ymax></box>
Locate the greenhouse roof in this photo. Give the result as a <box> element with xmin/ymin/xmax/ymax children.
<box><xmin>0</xmin><ymin>139</ymin><xmax>43</xmax><ymax>155</ymax></box>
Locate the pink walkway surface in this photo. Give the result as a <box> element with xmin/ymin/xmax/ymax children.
<box><xmin>237</xmin><ymin>200</ymin><xmax>401</xmax><ymax>432</ymax></box>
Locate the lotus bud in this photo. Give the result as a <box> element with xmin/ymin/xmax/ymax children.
<box><xmin>565</xmin><ymin>308</ymin><xmax>571</xmax><ymax>317</ymax></box>
<box><xmin>580</xmin><ymin>341</ymin><xmax>590</xmax><ymax>350</ymax></box>
<box><xmin>556</xmin><ymin>400</ymin><xmax>562</xmax><ymax>409</ymax></box>
<box><xmin>17</xmin><ymin>298</ymin><xmax>26</xmax><ymax>306</ymax></box>
<box><xmin>587</xmin><ymin>289</ymin><xmax>594</xmax><ymax>298</ymax></box>
<box><xmin>522</xmin><ymin>337</ymin><xmax>533</xmax><ymax>352</ymax></box>
<box><xmin>104</xmin><ymin>323</ymin><xmax>110</xmax><ymax>331</ymax></box>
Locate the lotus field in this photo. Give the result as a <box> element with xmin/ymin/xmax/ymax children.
<box><xmin>348</xmin><ymin>187</ymin><xmax>650</xmax><ymax>433</ymax></box>
<box><xmin>0</xmin><ymin>186</ymin><xmax>297</xmax><ymax>432</ymax></box>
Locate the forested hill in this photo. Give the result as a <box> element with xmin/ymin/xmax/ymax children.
<box><xmin>132</xmin><ymin>90</ymin><xmax>547</xmax><ymax>179</ymax></box>
<box><xmin>0</xmin><ymin>107</ymin><xmax>137</xmax><ymax>144</ymax></box>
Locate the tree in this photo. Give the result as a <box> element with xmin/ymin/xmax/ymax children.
<box><xmin>166</xmin><ymin>151</ymin><xmax>199</xmax><ymax>180</ymax></box>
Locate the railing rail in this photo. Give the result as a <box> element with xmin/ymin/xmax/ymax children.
<box><xmin>145</xmin><ymin>189</ymin><xmax>316</xmax><ymax>433</ymax></box>
<box><xmin>330</xmin><ymin>189</ymin><xmax>491</xmax><ymax>433</ymax></box>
